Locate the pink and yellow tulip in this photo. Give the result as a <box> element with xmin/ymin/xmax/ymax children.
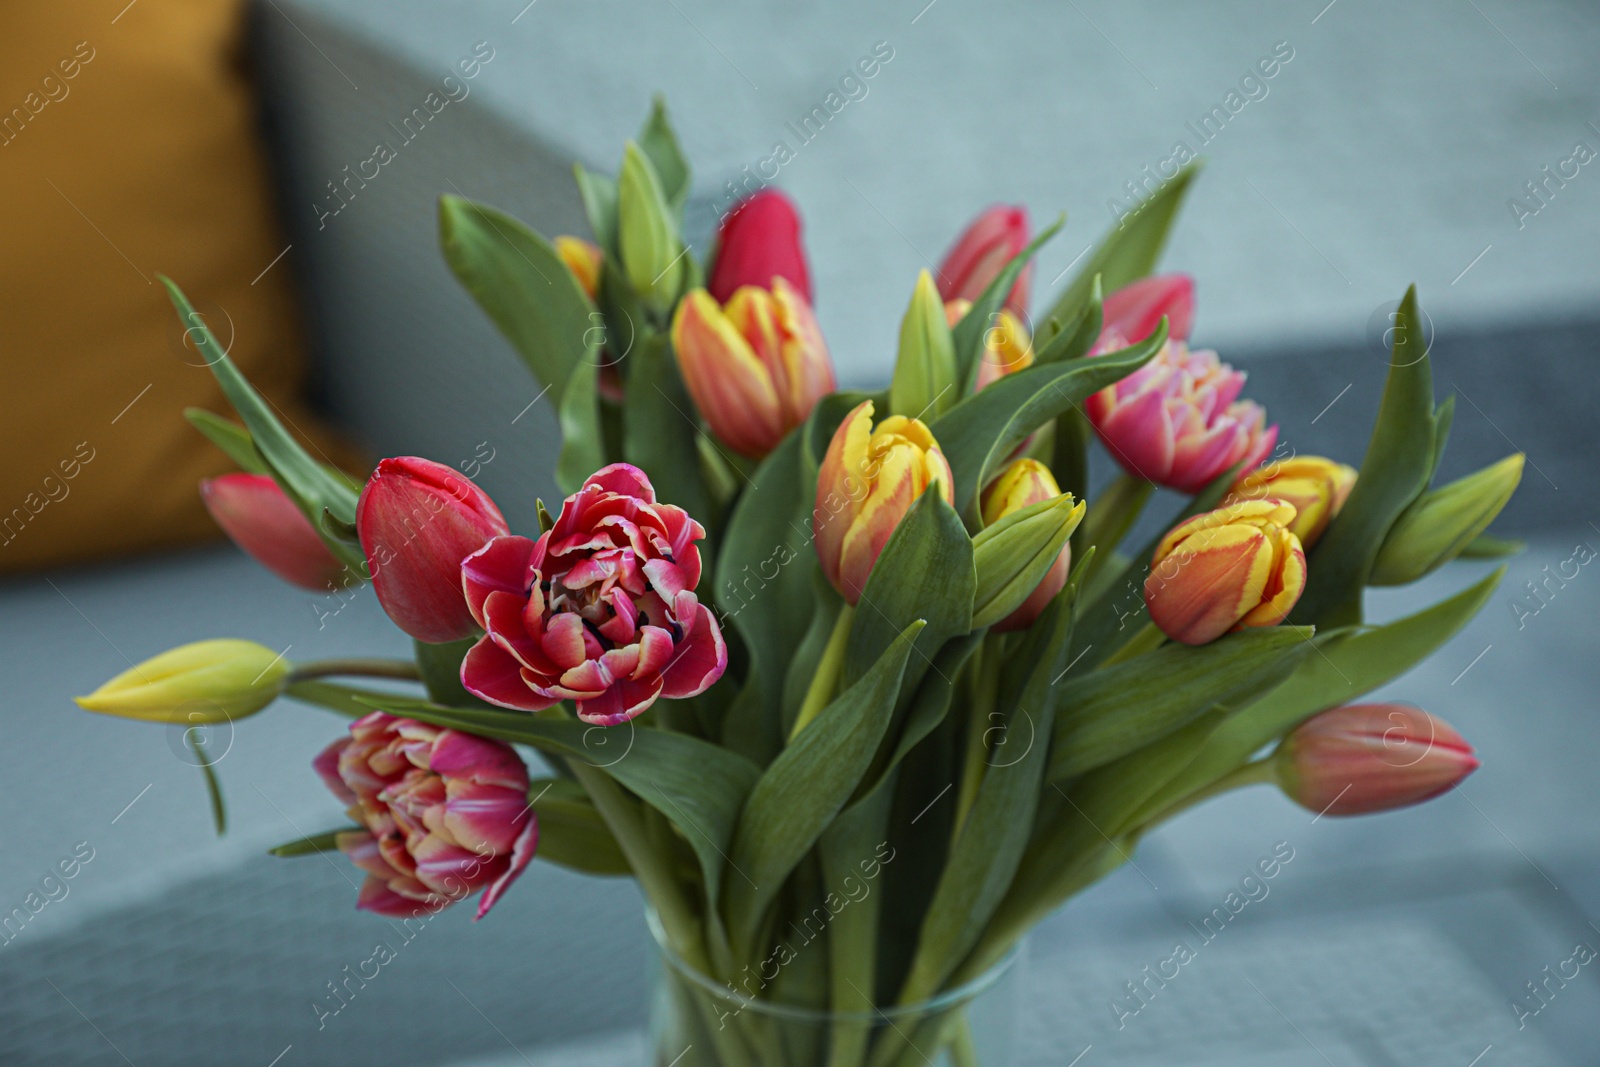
<box><xmin>814</xmin><ymin>400</ymin><xmax>954</xmax><ymax>604</ymax></box>
<box><xmin>936</xmin><ymin>205</ymin><xmax>1031</xmax><ymax>317</ymax></box>
<box><xmin>1145</xmin><ymin>499</ymin><xmax>1306</xmax><ymax>645</ymax></box>
<box><xmin>201</xmin><ymin>473</ymin><xmax>349</xmax><ymax>592</ymax></box>
<box><xmin>1275</xmin><ymin>703</ymin><xmax>1478</xmax><ymax>816</ymax></box>
<box><xmin>1227</xmin><ymin>456</ymin><xmax>1357</xmax><ymax>549</ymax></box>
<box><xmin>980</xmin><ymin>459</ymin><xmax>1071</xmax><ymax>631</ymax></box>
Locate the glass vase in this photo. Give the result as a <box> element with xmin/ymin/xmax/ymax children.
<box><xmin>646</xmin><ymin>911</ymin><xmax>1025</xmax><ymax>1067</ymax></box>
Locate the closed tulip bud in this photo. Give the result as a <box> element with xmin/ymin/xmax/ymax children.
<box><xmin>980</xmin><ymin>460</ymin><xmax>1074</xmax><ymax>631</ymax></box>
<box><xmin>617</xmin><ymin>141</ymin><xmax>685</xmax><ymax>312</ymax></box>
<box><xmin>356</xmin><ymin>457</ymin><xmax>510</xmax><ymax>643</ymax></box>
<box><xmin>1227</xmin><ymin>456</ymin><xmax>1357</xmax><ymax>549</ymax></box>
<box><xmin>890</xmin><ymin>270</ymin><xmax>958</xmax><ymax>418</ymax></box>
<box><xmin>1275</xmin><ymin>703</ymin><xmax>1478</xmax><ymax>816</ymax></box>
<box><xmin>671</xmin><ymin>279</ymin><xmax>835</xmax><ymax>458</ymax></box>
<box><xmin>1099</xmin><ymin>273</ymin><xmax>1195</xmax><ymax>346</ymax></box>
<box><xmin>1146</xmin><ymin>499</ymin><xmax>1307</xmax><ymax>645</ymax></box>
<box><xmin>937</xmin><ymin>204</ymin><xmax>1031</xmax><ymax>316</ymax></box>
<box><xmin>76</xmin><ymin>639</ymin><xmax>291</xmax><ymax>723</ymax></box>
<box><xmin>1370</xmin><ymin>455</ymin><xmax>1524</xmax><ymax>586</ymax></box>
<box><xmin>814</xmin><ymin>400</ymin><xmax>954</xmax><ymax>604</ymax></box>
<box><xmin>201</xmin><ymin>473</ymin><xmax>351</xmax><ymax>592</ymax></box>
<box><xmin>708</xmin><ymin>189</ymin><xmax>812</xmax><ymax>305</ymax></box>
<box><xmin>1086</xmin><ymin>337</ymin><xmax>1277</xmax><ymax>493</ymax></box>
<box><xmin>554</xmin><ymin>235</ymin><xmax>602</xmax><ymax>301</ymax></box>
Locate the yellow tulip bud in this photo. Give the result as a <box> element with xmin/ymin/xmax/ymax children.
<box><xmin>75</xmin><ymin>639</ymin><xmax>292</xmax><ymax>724</ymax></box>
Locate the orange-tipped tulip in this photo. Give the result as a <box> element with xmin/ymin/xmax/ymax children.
<box><xmin>936</xmin><ymin>205</ymin><xmax>1031</xmax><ymax>317</ymax></box>
<box><xmin>671</xmin><ymin>280</ymin><xmax>835</xmax><ymax>459</ymax></box>
<box><xmin>555</xmin><ymin>236</ymin><xmax>602</xmax><ymax>301</ymax></box>
<box><xmin>980</xmin><ymin>459</ymin><xmax>1071</xmax><ymax>631</ymax></box>
<box><xmin>1227</xmin><ymin>456</ymin><xmax>1357</xmax><ymax>548</ymax></box>
<box><xmin>1145</xmin><ymin>499</ymin><xmax>1306</xmax><ymax>645</ymax></box>
<box><xmin>201</xmin><ymin>473</ymin><xmax>349</xmax><ymax>592</ymax></box>
<box><xmin>945</xmin><ymin>299</ymin><xmax>1035</xmax><ymax>391</ymax></box>
<box><xmin>1275</xmin><ymin>703</ymin><xmax>1478</xmax><ymax>816</ymax></box>
<box><xmin>814</xmin><ymin>400</ymin><xmax>954</xmax><ymax>604</ymax></box>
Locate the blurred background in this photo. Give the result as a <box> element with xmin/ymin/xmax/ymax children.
<box><xmin>1</xmin><ymin>0</ymin><xmax>1596</xmax><ymax>1064</ymax></box>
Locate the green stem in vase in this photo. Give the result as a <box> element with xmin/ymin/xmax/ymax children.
<box><xmin>790</xmin><ymin>604</ymin><xmax>854</xmax><ymax>739</ymax></box>
<box><xmin>952</xmin><ymin>636</ymin><xmax>1003</xmax><ymax>836</ymax></box>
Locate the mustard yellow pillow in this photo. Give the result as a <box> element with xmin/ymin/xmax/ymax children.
<box><xmin>0</xmin><ymin>0</ymin><xmax>352</xmax><ymax>572</ymax></box>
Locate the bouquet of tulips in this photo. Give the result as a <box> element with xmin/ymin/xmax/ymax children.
<box><xmin>77</xmin><ymin>100</ymin><xmax>1525</xmax><ymax>1066</ymax></box>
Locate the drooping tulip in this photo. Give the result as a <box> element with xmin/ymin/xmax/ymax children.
<box><xmin>814</xmin><ymin>400</ymin><xmax>955</xmax><ymax>604</ymax></box>
<box><xmin>936</xmin><ymin>205</ymin><xmax>1031</xmax><ymax>317</ymax></box>
<box><xmin>1227</xmin><ymin>456</ymin><xmax>1357</xmax><ymax>549</ymax></box>
<box><xmin>459</xmin><ymin>464</ymin><xmax>726</xmax><ymax>725</ymax></box>
<box><xmin>356</xmin><ymin>458</ymin><xmax>510</xmax><ymax>643</ymax></box>
<box><xmin>671</xmin><ymin>279</ymin><xmax>835</xmax><ymax>458</ymax></box>
<box><xmin>980</xmin><ymin>459</ymin><xmax>1072</xmax><ymax>631</ymax></box>
<box><xmin>314</xmin><ymin>711</ymin><xmax>537</xmax><ymax>919</ymax></box>
<box><xmin>708</xmin><ymin>188</ymin><xmax>812</xmax><ymax>305</ymax></box>
<box><xmin>1086</xmin><ymin>336</ymin><xmax>1277</xmax><ymax>494</ymax></box>
<box><xmin>1099</xmin><ymin>273</ymin><xmax>1195</xmax><ymax>346</ymax></box>
<box><xmin>555</xmin><ymin>235</ymin><xmax>602</xmax><ymax>301</ymax></box>
<box><xmin>76</xmin><ymin>639</ymin><xmax>292</xmax><ymax>723</ymax></box>
<box><xmin>1274</xmin><ymin>703</ymin><xmax>1478</xmax><ymax>816</ymax></box>
<box><xmin>200</xmin><ymin>473</ymin><xmax>350</xmax><ymax>592</ymax></box>
<box><xmin>1145</xmin><ymin>499</ymin><xmax>1306</xmax><ymax>645</ymax></box>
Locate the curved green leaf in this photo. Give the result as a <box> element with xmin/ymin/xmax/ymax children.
<box><xmin>556</xmin><ymin>358</ymin><xmax>606</xmax><ymax>495</ymax></box>
<box><xmin>528</xmin><ymin>778</ymin><xmax>630</xmax><ymax>876</ymax></box>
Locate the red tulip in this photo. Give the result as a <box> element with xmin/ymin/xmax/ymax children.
<box><xmin>315</xmin><ymin>711</ymin><xmax>537</xmax><ymax>919</ymax></box>
<box><xmin>936</xmin><ymin>205</ymin><xmax>1031</xmax><ymax>317</ymax></box>
<box><xmin>1099</xmin><ymin>273</ymin><xmax>1194</xmax><ymax>346</ymax></box>
<box><xmin>1275</xmin><ymin>703</ymin><xmax>1478</xmax><ymax>816</ymax></box>
<box><xmin>708</xmin><ymin>189</ymin><xmax>812</xmax><ymax>305</ymax></box>
<box><xmin>201</xmin><ymin>473</ymin><xmax>348</xmax><ymax>591</ymax></box>
<box><xmin>356</xmin><ymin>457</ymin><xmax>509</xmax><ymax>643</ymax></box>
<box><xmin>459</xmin><ymin>464</ymin><xmax>727</xmax><ymax>725</ymax></box>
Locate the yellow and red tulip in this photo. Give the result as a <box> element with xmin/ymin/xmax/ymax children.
<box><xmin>554</xmin><ymin>235</ymin><xmax>602</xmax><ymax>301</ymax></box>
<box><xmin>944</xmin><ymin>299</ymin><xmax>1035</xmax><ymax>392</ymax></box>
<box><xmin>670</xmin><ymin>279</ymin><xmax>835</xmax><ymax>459</ymax></box>
<box><xmin>936</xmin><ymin>205</ymin><xmax>1031</xmax><ymax>317</ymax></box>
<box><xmin>1227</xmin><ymin>456</ymin><xmax>1357</xmax><ymax>548</ymax></box>
<box><xmin>814</xmin><ymin>400</ymin><xmax>954</xmax><ymax>604</ymax></box>
<box><xmin>1145</xmin><ymin>499</ymin><xmax>1306</xmax><ymax>645</ymax></box>
<box><xmin>1274</xmin><ymin>703</ymin><xmax>1478</xmax><ymax>816</ymax></box>
<box><xmin>980</xmin><ymin>459</ymin><xmax>1071</xmax><ymax>631</ymax></box>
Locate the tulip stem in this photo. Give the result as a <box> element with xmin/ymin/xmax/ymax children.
<box><xmin>1137</xmin><ymin>758</ymin><xmax>1276</xmax><ymax>829</ymax></box>
<box><xmin>288</xmin><ymin>658</ymin><xmax>423</xmax><ymax>683</ymax></box>
<box><xmin>790</xmin><ymin>604</ymin><xmax>854</xmax><ymax>739</ymax></box>
<box><xmin>1101</xmin><ymin>620</ymin><xmax>1164</xmax><ymax>666</ymax></box>
<box><xmin>953</xmin><ymin>635</ymin><xmax>1003</xmax><ymax>836</ymax></box>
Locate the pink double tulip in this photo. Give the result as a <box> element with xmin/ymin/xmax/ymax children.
<box><xmin>459</xmin><ymin>464</ymin><xmax>727</xmax><ymax>725</ymax></box>
<box><xmin>814</xmin><ymin>401</ymin><xmax>954</xmax><ymax>604</ymax></box>
<box><xmin>980</xmin><ymin>459</ymin><xmax>1071</xmax><ymax>631</ymax></box>
<box><xmin>314</xmin><ymin>711</ymin><xmax>537</xmax><ymax>919</ymax></box>
<box><xmin>937</xmin><ymin>205</ymin><xmax>1031</xmax><ymax>317</ymax></box>
<box><xmin>708</xmin><ymin>189</ymin><xmax>812</xmax><ymax>305</ymax></box>
<box><xmin>1275</xmin><ymin>703</ymin><xmax>1478</xmax><ymax>816</ymax></box>
<box><xmin>356</xmin><ymin>458</ymin><xmax>510</xmax><ymax>643</ymax></box>
<box><xmin>201</xmin><ymin>473</ymin><xmax>348</xmax><ymax>591</ymax></box>
<box><xmin>671</xmin><ymin>279</ymin><xmax>835</xmax><ymax>459</ymax></box>
<box><xmin>1145</xmin><ymin>500</ymin><xmax>1306</xmax><ymax>645</ymax></box>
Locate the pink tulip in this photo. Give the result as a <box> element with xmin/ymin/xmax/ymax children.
<box><xmin>459</xmin><ymin>464</ymin><xmax>727</xmax><ymax>725</ymax></box>
<box><xmin>936</xmin><ymin>205</ymin><xmax>1031</xmax><ymax>317</ymax></box>
<box><xmin>1086</xmin><ymin>336</ymin><xmax>1276</xmax><ymax>494</ymax></box>
<box><xmin>1275</xmin><ymin>703</ymin><xmax>1479</xmax><ymax>816</ymax></box>
<box><xmin>356</xmin><ymin>457</ymin><xmax>510</xmax><ymax>643</ymax></box>
<box><xmin>708</xmin><ymin>189</ymin><xmax>813</xmax><ymax>305</ymax></box>
<box><xmin>314</xmin><ymin>711</ymin><xmax>537</xmax><ymax>919</ymax></box>
<box><xmin>200</xmin><ymin>473</ymin><xmax>348</xmax><ymax>591</ymax></box>
<box><xmin>1099</xmin><ymin>273</ymin><xmax>1194</xmax><ymax>346</ymax></box>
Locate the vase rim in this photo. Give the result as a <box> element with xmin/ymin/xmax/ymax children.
<box><xmin>644</xmin><ymin>908</ymin><xmax>1025</xmax><ymax>1024</ymax></box>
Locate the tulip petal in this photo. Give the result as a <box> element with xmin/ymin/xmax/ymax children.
<box><xmin>476</xmin><ymin>812</ymin><xmax>538</xmax><ymax>919</ymax></box>
<box><xmin>461</xmin><ymin>637</ymin><xmax>554</xmax><ymax>711</ymax></box>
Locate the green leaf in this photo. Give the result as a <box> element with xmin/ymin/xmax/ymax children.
<box><xmin>617</xmin><ymin>141</ymin><xmax>685</xmax><ymax>311</ymax></box>
<box><xmin>285</xmin><ymin>679</ymin><xmax>405</xmax><ymax>718</ymax></box>
<box><xmin>623</xmin><ymin>335</ymin><xmax>714</xmax><ymax>526</ymax></box>
<box><xmin>1293</xmin><ymin>286</ymin><xmax>1437</xmax><ymax>626</ymax></box>
<box><xmin>412</xmin><ymin>637</ymin><xmax>483</xmax><ymax>707</ymax></box>
<box><xmin>1049</xmin><ymin>626</ymin><xmax>1314</xmax><ymax>781</ymax></box>
<box><xmin>269</xmin><ymin>829</ymin><xmax>354</xmax><ymax>857</ymax></box>
<box><xmin>556</xmin><ymin>358</ymin><xmax>607</xmax><ymax>495</ymax></box>
<box><xmin>637</xmin><ymin>95</ymin><xmax>691</xmax><ymax>215</ymax></box>
<box><xmin>971</xmin><ymin>494</ymin><xmax>1085</xmax><ymax>630</ymax></box>
<box><xmin>573</xmin><ymin>164</ymin><xmax>619</xmax><ymax>254</ymax></box>
<box><xmin>723</xmin><ymin>621</ymin><xmax>925</xmax><ymax>961</ymax></box>
<box><xmin>841</xmin><ymin>492</ymin><xmax>974</xmax><ymax>696</ymax></box>
<box><xmin>162</xmin><ymin>279</ymin><xmax>362</xmax><ymax>570</ymax></box>
<box><xmin>1034</xmin><ymin>274</ymin><xmax>1103</xmax><ymax>361</ymax></box>
<box><xmin>1129</xmin><ymin>565</ymin><xmax>1506</xmax><ymax>827</ymax></box>
<box><xmin>438</xmin><ymin>195</ymin><xmax>599</xmax><ymax>402</ymax></box>
<box><xmin>889</xmin><ymin>270</ymin><xmax>958</xmax><ymax>419</ymax></box>
<box><xmin>1039</xmin><ymin>161</ymin><xmax>1200</xmax><ymax>334</ymax></box>
<box><xmin>780</xmin><ymin>571</ymin><xmax>847</xmax><ymax>737</ymax></box>
<box><xmin>953</xmin><ymin>216</ymin><xmax>1064</xmax><ymax>391</ymax></box>
<box><xmin>184</xmin><ymin>408</ymin><xmax>268</xmax><ymax>473</ymax></box>
<box><xmin>1458</xmin><ymin>532</ymin><xmax>1526</xmax><ymax>559</ymax></box>
<box><xmin>932</xmin><ymin>324</ymin><xmax>1168</xmax><ymax>527</ymax></box>
<box><xmin>1073</xmin><ymin>471</ymin><xmax>1152</xmax><ymax>583</ymax></box>
<box><xmin>818</xmin><ymin>773</ymin><xmax>899</xmax><ymax>1055</ymax></box>
<box><xmin>528</xmin><ymin>778</ymin><xmax>630</xmax><ymax>876</ymax></box>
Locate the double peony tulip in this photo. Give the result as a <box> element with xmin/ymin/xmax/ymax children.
<box><xmin>814</xmin><ymin>400</ymin><xmax>954</xmax><ymax>605</ymax></box>
<box><xmin>459</xmin><ymin>464</ymin><xmax>726</xmax><ymax>725</ymax></box>
<box><xmin>315</xmin><ymin>711</ymin><xmax>537</xmax><ymax>919</ymax></box>
<box><xmin>356</xmin><ymin>457</ymin><xmax>510</xmax><ymax>644</ymax></box>
<box><xmin>1228</xmin><ymin>456</ymin><xmax>1357</xmax><ymax>549</ymax></box>
<box><xmin>671</xmin><ymin>279</ymin><xmax>835</xmax><ymax>459</ymax></box>
<box><xmin>979</xmin><ymin>459</ymin><xmax>1071</xmax><ymax>631</ymax></box>
<box><xmin>937</xmin><ymin>205</ymin><xmax>1031</xmax><ymax>317</ymax></box>
<box><xmin>1274</xmin><ymin>703</ymin><xmax>1478</xmax><ymax>816</ymax></box>
<box><xmin>201</xmin><ymin>473</ymin><xmax>349</xmax><ymax>592</ymax></box>
<box><xmin>708</xmin><ymin>189</ymin><xmax>812</xmax><ymax>305</ymax></box>
<box><xmin>1145</xmin><ymin>499</ymin><xmax>1306</xmax><ymax>645</ymax></box>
